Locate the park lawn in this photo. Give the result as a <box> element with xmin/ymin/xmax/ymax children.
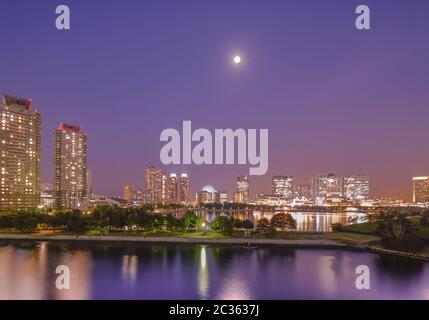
<box><xmin>339</xmin><ymin>222</ymin><xmax>379</xmax><ymax>234</ymax></box>
<box><xmin>252</xmin><ymin>232</ymin><xmax>301</xmax><ymax>240</ymax></box>
<box><xmin>151</xmin><ymin>231</ymin><xmax>232</xmax><ymax>239</ymax></box>
<box><xmin>325</xmin><ymin>232</ymin><xmax>380</xmax><ymax>245</ymax></box>
<box><xmin>89</xmin><ymin>230</ymin><xmax>233</xmax><ymax>239</ymax></box>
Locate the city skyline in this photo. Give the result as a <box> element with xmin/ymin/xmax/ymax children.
<box><xmin>2</xmin><ymin>0</ymin><xmax>429</xmax><ymax>200</ymax></box>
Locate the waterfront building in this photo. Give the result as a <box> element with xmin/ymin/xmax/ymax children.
<box><xmin>145</xmin><ymin>166</ymin><xmax>168</xmax><ymax>204</ymax></box>
<box><xmin>0</xmin><ymin>94</ymin><xmax>41</xmax><ymax>210</ymax></box>
<box><xmin>272</xmin><ymin>176</ymin><xmax>294</xmax><ymax>199</ymax></box>
<box><xmin>255</xmin><ymin>194</ymin><xmax>289</xmax><ymax>206</ymax></box>
<box><xmin>197</xmin><ymin>186</ymin><xmax>216</xmax><ymax>204</ymax></box>
<box><xmin>311</xmin><ymin>173</ymin><xmax>343</xmax><ymax>200</ymax></box>
<box><xmin>215</xmin><ymin>191</ymin><xmax>228</xmax><ymax>204</ymax></box>
<box><xmin>233</xmin><ymin>191</ymin><xmax>245</xmax><ymax>204</ymax></box>
<box><xmin>294</xmin><ymin>184</ymin><xmax>311</xmax><ymax>199</ymax></box>
<box><xmin>123</xmin><ymin>184</ymin><xmax>134</xmax><ymax>203</ymax></box>
<box><xmin>413</xmin><ymin>177</ymin><xmax>429</xmax><ymax>203</ymax></box>
<box><xmin>53</xmin><ymin>123</ymin><xmax>87</xmax><ymax>210</ymax></box>
<box><xmin>236</xmin><ymin>175</ymin><xmax>250</xmax><ymax>203</ymax></box>
<box><xmin>179</xmin><ymin>173</ymin><xmax>190</xmax><ymax>204</ymax></box>
<box><xmin>168</xmin><ymin>173</ymin><xmax>178</xmax><ymax>203</ymax></box>
<box><xmin>344</xmin><ymin>175</ymin><xmax>369</xmax><ymax>200</ymax></box>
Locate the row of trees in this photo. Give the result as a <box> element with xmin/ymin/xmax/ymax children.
<box><xmin>0</xmin><ymin>207</ymin><xmax>258</xmax><ymax>234</ymax></box>
<box><xmin>0</xmin><ymin>208</ymin><xmax>202</xmax><ymax>234</ymax></box>
<box><xmin>209</xmin><ymin>216</ymin><xmax>254</xmax><ymax>235</ymax></box>
<box><xmin>255</xmin><ymin>213</ymin><xmax>297</xmax><ymax>233</ymax></box>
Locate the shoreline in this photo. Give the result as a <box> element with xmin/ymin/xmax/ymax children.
<box><xmin>0</xmin><ymin>233</ymin><xmax>428</xmax><ymax>262</ymax></box>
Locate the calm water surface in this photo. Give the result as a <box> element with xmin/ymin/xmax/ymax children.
<box><xmin>0</xmin><ymin>241</ymin><xmax>428</xmax><ymax>300</ymax></box>
<box><xmin>187</xmin><ymin>211</ymin><xmax>367</xmax><ymax>232</ymax></box>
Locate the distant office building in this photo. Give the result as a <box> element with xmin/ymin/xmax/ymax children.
<box><xmin>53</xmin><ymin>123</ymin><xmax>87</xmax><ymax>210</ymax></box>
<box><xmin>255</xmin><ymin>194</ymin><xmax>289</xmax><ymax>206</ymax></box>
<box><xmin>215</xmin><ymin>191</ymin><xmax>228</xmax><ymax>204</ymax></box>
<box><xmin>168</xmin><ymin>173</ymin><xmax>178</xmax><ymax>203</ymax></box>
<box><xmin>133</xmin><ymin>188</ymin><xmax>145</xmax><ymax>206</ymax></box>
<box><xmin>413</xmin><ymin>177</ymin><xmax>429</xmax><ymax>203</ymax></box>
<box><xmin>311</xmin><ymin>173</ymin><xmax>343</xmax><ymax>200</ymax></box>
<box><xmin>272</xmin><ymin>176</ymin><xmax>294</xmax><ymax>199</ymax></box>
<box><xmin>344</xmin><ymin>175</ymin><xmax>369</xmax><ymax>200</ymax></box>
<box><xmin>123</xmin><ymin>184</ymin><xmax>134</xmax><ymax>203</ymax></box>
<box><xmin>236</xmin><ymin>176</ymin><xmax>250</xmax><ymax>203</ymax></box>
<box><xmin>294</xmin><ymin>184</ymin><xmax>311</xmax><ymax>199</ymax></box>
<box><xmin>0</xmin><ymin>94</ymin><xmax>41</xmax><ymax>210</ymax></box>
<box><xmin>179</xmin><ymin>173</ymin><xmax>190</xmax><ymax>204</ymax></box>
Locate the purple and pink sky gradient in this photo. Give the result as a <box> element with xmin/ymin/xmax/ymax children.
<box><xmin>1</xmin><ymin>0</ymin><xmax>428</xmax><ymax>199</ymax></box>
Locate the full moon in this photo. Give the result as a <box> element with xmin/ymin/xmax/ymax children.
<box><xmin>233</xmin><ymin>56</ymin><xmax>241</xmax><ymax>64</ymax></box>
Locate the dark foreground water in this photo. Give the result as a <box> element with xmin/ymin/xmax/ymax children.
<box><xmin>0</xmin><ymin>241</ymin><xmax>428</xmax><ymax>300</ymax></box>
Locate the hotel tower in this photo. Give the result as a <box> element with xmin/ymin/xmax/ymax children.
<box><xmin>53</xmin><ymin>123</ymin><xmax>88</xmax><ymax>210</ymax></box>
<box><xmin>0</xmin><ymin>94</ymin><xmax>41</xmax><ymax>210</ymax></box>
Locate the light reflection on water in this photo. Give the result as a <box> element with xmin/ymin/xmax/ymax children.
<box><xmin>0</xmin><ymin>242</ymin><xmax>428</xmax><ymax>300</ymax></box>
<box><xmin>176</xmin><ymin>211</ymin><xmax>368</xmax><ymax>232</ymax></box>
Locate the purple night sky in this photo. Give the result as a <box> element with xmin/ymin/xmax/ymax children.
<box><xmin>1</xmin><ymin>0</ymin><xmax>428</xmax><ymax>199</ymax></box>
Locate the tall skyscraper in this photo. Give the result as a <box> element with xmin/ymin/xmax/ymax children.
<box><xmin>413</xmin><ymin>177</ymin><xmax>429</xmax><ymax>203</ymax></box>
<box><xmin>233</xmin><ymin>191</ymin><xmax>245</xmax><ymax>204</ymax></box>
<box><xmin>53</xmin><ymin>123</ymin><xmax>87</xmax><ymax>210</ymax></box>
<box><xmin>344</xmin><ymin>175</ymin><xmax>369</xmax><ymax>200</ymax></box>
<box><xmin>87</xmin><ymin>169</ymin><xmax>93</xmax><ymax>196</ymax></box>
<box><xmin>272</xmin><ymin>176</ymin><xmax>294</xmax><ymax>199</ymax></box>
<box><xmin>168</xmin><ymin>173</ymin><xmax>178</xmax><ymax>203</ymax></box>
<box><xmin>123</xmin><ymin>184</ymin><xmax>134</xmax><ymax>203</ymax></box>
<box><xmin>311</xmin><ymin>173</ymin><xmax>343</xmax><ymax>200</ymax></box>
<box><xmin>236</xmin><ymin>175</ymin><xmax>250</xmax><ymax>203</ymax></box>
<box><xmin>145</xmin><ymin>166</ymin><xmax>168</xmax><ymax>204</ymax></box>
<box><xmin>179</xmin><ymin>173</ymin><xmax>190</xmax><ymax>204</ymax></box>
<box><xmin>1</xmin><ymin>95</ymin><xmax>41</xmax><ymax>210</ymax></box>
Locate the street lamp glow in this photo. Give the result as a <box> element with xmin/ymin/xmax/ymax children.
<box><xmin>233</xmin><ymin>56</ymin><xmax>241</xmax><ymax>64</ymax></box>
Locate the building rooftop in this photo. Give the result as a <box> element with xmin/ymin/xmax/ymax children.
<box><xmin>57</xmin><ymin>123</ymin><xmax>82</xmax><ymax>132</ymax></box>
<box><xmin>2</xmin><ymin>94</ymin><xmax>33</xmax><ymax>109</ymax></box>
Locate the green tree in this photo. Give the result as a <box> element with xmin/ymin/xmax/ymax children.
<box><xmin>182</xmin><ymin>211</ymin><xmax>201</xmax><ymax>231</ymax></box>
<box><xmin>12</xmin><ymin>213</ymin><xmax>39</xmax><ymax>232</ymax></box>
<box><xmin>210</xmin><ymin>216</ymin><xmax>233</xmax><ymax>235</ymax></box>
<box><xmin>66</xmin><ymin>210</ymin><xmax>87</xmax><ymax>233</ymax></box>
<box><xmin>420</xmin><ymin>210</ymin><xmax>429</xmax><ymax>227</ymax></box>
<box><xmin>165</xmin><ymin>214</ymin><xmax>181</xmax><ymax>231</ymax></box>
<box><xmin>0</xmin><ymin>214</ymin><xmax>14</xmax><ymax>229</ymax></box>
<box><xmin>270</xmin><ymin>213</ymin><xmax>296</xmax><ymax>232</ymax></box>
<box><xmin>256</xmin><ymin>218</ymin><xmax>271</xmax><ymax>234</ymax></box>
<box><xmin>376</xmin><ymin>211</ymin><xmax>424</xmax><ymax>253</ymax></box>
<box><xmin>242</xmin><ymin>219</ymin><xmax>254</xmax><ymax>230</ymax></box>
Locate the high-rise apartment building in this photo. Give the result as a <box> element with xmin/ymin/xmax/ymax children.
<box><xmin>233</xmin><ymin>191</ymin><xmax>245</xmax><ymax>204</ymax></box>
<box><xmin>53</xmin><ymin>123</ymin><xmax>87</xmax><ymax>210</ymax></box>
<box><xmin>123</xmin><ymin>184</ymin><xmax>134</xmax><ymax>203</ymax></box>
<box><xmin>236</xmin><ymin>175</ymin><xmax>250</xmax><ymax>203</ymax></box>
<box><xmin>413</xmin><ymin>177</ymin><xmax>429</xmax><ymax>203</ymax></box>
<box><xmin>344</xmin><ymin>175</ymin><xmax>369</xmax><ymax>200</ymax></box>
<box><xmin>272</xmin><ymin>176</ymin><xmax>294</xmax><ymax>199</ymax></box>
<box><xmin>1</xmin><ymin>95</ymin><xmax>41</xmax><ymax>210</ymax></box>
<box><xmin>179</xmin><ymin>173</ymin><xmax>190</xmax><ymax>204</ymax></box>
<box><xmin>168</xmin><ymin>173</ymin><xmax>178</xmax><ymax>203</ymax></box>
<box><xmin>145</xmin><ymin>166</ymin><xmax>168</xmax><ymax>204</ymax></box>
